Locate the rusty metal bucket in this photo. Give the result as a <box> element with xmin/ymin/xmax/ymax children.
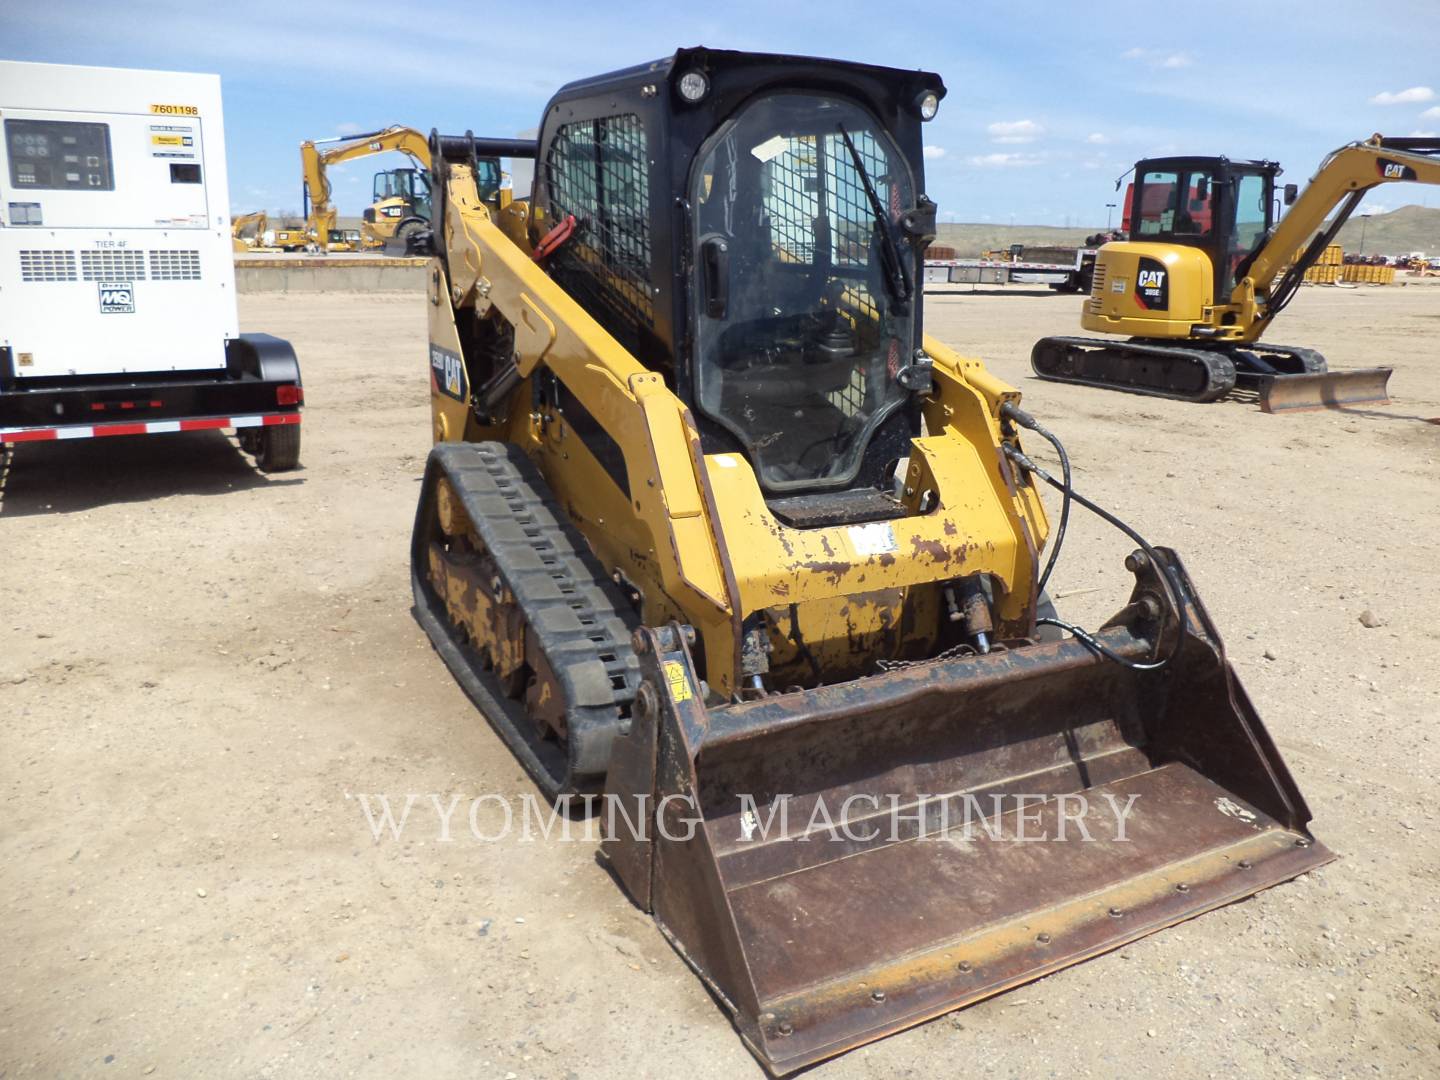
<box><xmin>1259</xmin><ymin>367</ymin><xmax>1393</xmax><ymax>413</ymax></box>
<box><xmin>604</xmin><ymin>550</ymin><xmax>1332</xmax><ymax>1074</ymax></box>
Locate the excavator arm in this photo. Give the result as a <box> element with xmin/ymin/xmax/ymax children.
<box><xmin>1239</xmin><ymin>136</ymin><xmax>1440</xmax><ymax>324</ymax></box>
<box><xmin>230</xmin><ymin>210</ymin><xmax>268</xmax><ymax>251</ymax></box>
<box><xmin>299</xmin><ymin>126</ymin><xmax>431</xmax><ymax>253</ymax></box>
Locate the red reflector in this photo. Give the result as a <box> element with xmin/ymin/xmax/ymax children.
<box><xmin>276</xmin><ymin>385</ymin><xmax>304</xmax><ymax>406</ymax></box>
<box><xmin>120</xmin><ymin>401</ymin><xmax>135</xmax><ymax>410</ymax></box>
<box><xmin>91</xmin><ymin>403</ymin><xmax>106</xmax><ymax>411</ymax></box>
<box><xmin>149</xmin><ymin>400</ymin><xmax>164</xmax><ymax>408</ymax></box>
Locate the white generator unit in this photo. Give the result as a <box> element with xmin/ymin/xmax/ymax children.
<box><xmin>0</xmin><ymin>60</ymin><xmax>301</xmax><ymax>470</ymax></box>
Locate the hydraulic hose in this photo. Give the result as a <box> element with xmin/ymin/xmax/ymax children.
<box><xmin>1000</xmin><ymin>403</ymin><xmax>1070</xmax><ymax>595</ymax></box>
<box><xmin>1000</xmin><ymin>403</ymin><xmax>1190</xmax><ymax>671</ymax></box>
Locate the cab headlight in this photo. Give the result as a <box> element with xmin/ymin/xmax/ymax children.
<box><xmin>677</xmin><ymin>70</ymin><xmax>710</xmax><ymax>103</ymax></box>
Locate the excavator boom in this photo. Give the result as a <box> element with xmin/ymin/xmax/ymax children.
<box><xmin>299</xmin><ymin>125</ymin><xmax>431</xmax><ymax>252</ymax></box>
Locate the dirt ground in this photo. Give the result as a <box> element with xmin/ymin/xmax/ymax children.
<box><xmin>3</xmin><ymin>279</ymin><xmax>1437</xmax><ymax>1079</ymax></box>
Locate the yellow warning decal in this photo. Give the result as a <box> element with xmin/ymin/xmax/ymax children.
<box><xmin>663</xmin><ymin>660</ymin><xmax>693</xmax><ymax>703</ymax></box>
<box><xmin>150</xmin><ymin>134</ymin><xmax>184</xmax><ymax>146</ymax></box>
<box><xmin>150</xmin><ymin>104</ymin><xmax>199</xmax><ymax>116</ymax></box>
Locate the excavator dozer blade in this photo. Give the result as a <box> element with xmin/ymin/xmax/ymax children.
<box><xmin>604</xmin><ymin>550</ymin><xmax>1332</xmax><ymax>1075</ymax></box>
<box><xmin>1258</xmin><ymin>366</ymin><xmax>1393</xmax><ymax>413</ymax></box>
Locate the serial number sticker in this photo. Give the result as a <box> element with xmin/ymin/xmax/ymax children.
<box><xmin>150</xmin><ymin>103</ymin><xmax>199</xmax><ymax>116</ymax></box>
<box><xmin>848</xmin><ymin>522</ymin><xmax>898</xmax><ymax>557</ymax></box>
<box><xmin>663</xmin><ymin>660</ymin><xmax>693</xmax><ymax>703</ymax></box>
<box><xmin>1110</xmin><ymin>277</ymin><xmax>1127</xmax><ymax>293</ymax></box>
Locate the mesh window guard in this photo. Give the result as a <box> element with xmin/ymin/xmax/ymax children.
<box><xmin>545</xmin><ymin>114</ymin><xmax>654</xmax><ymax>327</ymax></box>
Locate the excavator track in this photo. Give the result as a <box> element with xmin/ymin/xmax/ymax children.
<box><xmin>1031</xmin><ymin>336</ymin><xmax>1237</xmax><ymax>403</ymax></box>
<box><xmin>410</xmin><ymin>441</ymin><xmax>641</xmax><ymax>800</ymax></box>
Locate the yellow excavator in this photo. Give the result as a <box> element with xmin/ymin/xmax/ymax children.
<box><xmin>299</xmin><ymin>125</ymin><xmax>436</xmax><ymax>253</ymax></box>
<box><xmin>409</xmin><ymin>48</ymin><xmax>1331</xmax><ymax>1073</ymax></box>
<box><xmin>230</xmin><ymin>210</ymin><xmax>268</xmax><ymax>252</ymax></box>
<box><xmin>1033</xmin><ymin>136</ymin><xmax>1440</xmax><ymax>412</ymax></box>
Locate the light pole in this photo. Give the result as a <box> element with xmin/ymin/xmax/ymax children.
<box><xmin>1105</xmin><ymin>202</ymin><xmax>1117</xmax><ymax>231</ymax></box>
<box><xmin>1358</xmin><ymin>213</ymin><xmax>1372</xmax><ymax>256</ymax></box>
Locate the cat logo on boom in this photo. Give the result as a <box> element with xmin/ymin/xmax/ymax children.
<box><xmin>1378</xmin><ymin>159</ymin><xmax>1417</xmax><ymax>180</ymax></box>
<box><xmin>97</xmin><ymin>281</ymin><xmax>135</xmax><ymax>314</ymax></box>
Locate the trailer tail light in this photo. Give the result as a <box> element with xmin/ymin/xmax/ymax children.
<box><xmin>276</xmin><ymin>385</ymin><xmax>304</xmax><ymax>406</ymax></box>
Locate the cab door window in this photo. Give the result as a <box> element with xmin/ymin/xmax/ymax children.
<box><xmin>1136</xmin><ymin>169</ymin><xmax>1215</xmax><ymax>237</ymax></box>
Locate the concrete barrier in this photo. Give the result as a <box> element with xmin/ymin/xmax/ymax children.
<box><xmin>235</xmin><ymin>256</ymin><xmax>427</xmax><ymax>294</ymax></box>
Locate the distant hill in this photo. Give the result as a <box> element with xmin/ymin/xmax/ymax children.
<box><xmin>1331</xmin><ymin>204</ymin><xmax>1440</xmax><ymax>256</ymax></box>
<box><xmin>935</xmin><ymin>223</ymin><xmax>1098</xmax><ymax>257</ymax></box>
<box><xmin>935</xmin><ymin>204</ymin><xmax>1440</xmax><ymax>258</ymax></box>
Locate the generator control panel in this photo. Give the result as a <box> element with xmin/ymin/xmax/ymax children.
<box><xmin>6</xmin><ymin>118</ymin><xmax>116</xmax><ymax>191</ymax></box>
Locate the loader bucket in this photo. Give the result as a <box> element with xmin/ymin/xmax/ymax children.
<box><xmin>1259</xmin><ymin>366</ymin><xmax>1393</xmax><ymax>413</ymax></box>
<box><xmin>603</xmin><ymin>550</ymin><xmax>1332</xmax><ymax>1075</ymax></box>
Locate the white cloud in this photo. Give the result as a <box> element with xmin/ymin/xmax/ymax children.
<box><xmin>1368</xmin><ymin>86</ymin><xmax>1435</xmax><ymax>105</ymax></box>
<box><xmin>1085</xmin><ymin>133</ymin><xmax>1110</xmax><ymax>145</ymax></box>
<box><xmin>968</xmin><ymin>152</ymin><xmax>1043</xmax><ymax>168</ymax></box>
<box><xmin>1423</xmin><ymin>105</ymin><xmax>1440</xmax><ymax>119</ymax></box>
<box><xmin>923</xmin><ymin>145</ymin><xmax>947</xmax><ymax>160</ymax></box>
<box><xmin>1360</xmin><ymin>203</ymin><xmax>1391</xmax><ymax>216</ymax></box>
<box><xmin>1123</xmin><ymin>48</ymin><xmax>1194</xmax><ymax>70</ymax></box>
<box><xmin>987</xmin><ymin>119</ymin><xmax>1044</xmax><ymax>144</ymax></box>
<box><xmin>334</xmin><ymin>121</ymin><xmax>364</xmax><ymax>136</ymax></box>
<box><xmin>1410</xmin><ymin>129</ymin><xmax>1439</xmax><ymax>138</ymax></box>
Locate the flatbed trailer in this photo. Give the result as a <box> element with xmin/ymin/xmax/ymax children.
<box><xmin>924</xmin><ymin>248</ymin><xmax>1097</xmax><ymax>292</ymax></box>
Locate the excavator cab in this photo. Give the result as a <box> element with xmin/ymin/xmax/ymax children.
<box><xmin>1127</xmin><ymin>156</ymin><xmax>1278</xmax><ymax>297</ymax></box>
<box><xmin>366</xmin><ymin>166</ymin><xmax>432</xmax><ymax>232</ymax></box>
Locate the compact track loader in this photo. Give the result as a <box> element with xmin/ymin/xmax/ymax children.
<box><xmin>1033</xmin><ymin>136</ymin><xmax>1440</xmax><ymax>412</ymax></box>
<box><xmin>409</xmin><ymin>48</ymin><xmax>1331</xmax><ymax>1073</ymax></box>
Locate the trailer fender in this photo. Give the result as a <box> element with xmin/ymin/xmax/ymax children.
<box><xmin>226</xmin><ymin>333</ymin><xmax>302</xmax><ymax>386</ymax></box>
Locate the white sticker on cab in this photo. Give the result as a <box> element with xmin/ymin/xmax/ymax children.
<box><xmin>848</xmin><ymin>522</ymin><xmax>899</xmax><ymax>557</ymax></box>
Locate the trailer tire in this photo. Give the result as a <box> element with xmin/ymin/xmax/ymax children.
<box><xmin>256</xmin><ymin>424</ymin><xmax>301</xmax><ymax>472</ymax></box>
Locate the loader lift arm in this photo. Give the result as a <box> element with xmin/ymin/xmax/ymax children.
<box><xmin>299</xmin><ymin>125</ymin><xmax>431</xmax><ymax>252</ymax></box>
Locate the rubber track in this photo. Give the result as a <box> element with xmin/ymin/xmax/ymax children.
<box><xmin>1032</xmin><ymin>336</ymin><xmax>1237</xmax><ymax>403</ymax></box>
<box><xmin>411</xmin><ymin>441</ymin><xmax>640</xmax><ymax>800</ymax></box>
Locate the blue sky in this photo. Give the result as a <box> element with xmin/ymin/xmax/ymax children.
<box><xmin>9</xmin><ymin>0</ymin><xmax>1440</xmax><ymax>225</ymax></box>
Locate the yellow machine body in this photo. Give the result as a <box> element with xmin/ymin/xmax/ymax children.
<box><xmin>299</xmin><ymin>125</ymin><xmax>432</xmax><ymax>253</ymax></box>
<box><xmin>1082</xmin><ymin>242</ymin><xmax>1215</xmax><ymax>339</ymax></box>
<box><xmin>425</xmin><ymin>166</ymin><xmax>1048</xmax><ymax>696</ymax></box>
<box><xmin>409</xmin><ymin>51</ymin><xmax>1334</xmax><ymax>1074</ymax></box>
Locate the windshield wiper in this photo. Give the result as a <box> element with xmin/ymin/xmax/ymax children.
<box><xmin>837</xmin><ymin>123</ymin><xmax>912</xmax><ymax>311</ymax></box>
